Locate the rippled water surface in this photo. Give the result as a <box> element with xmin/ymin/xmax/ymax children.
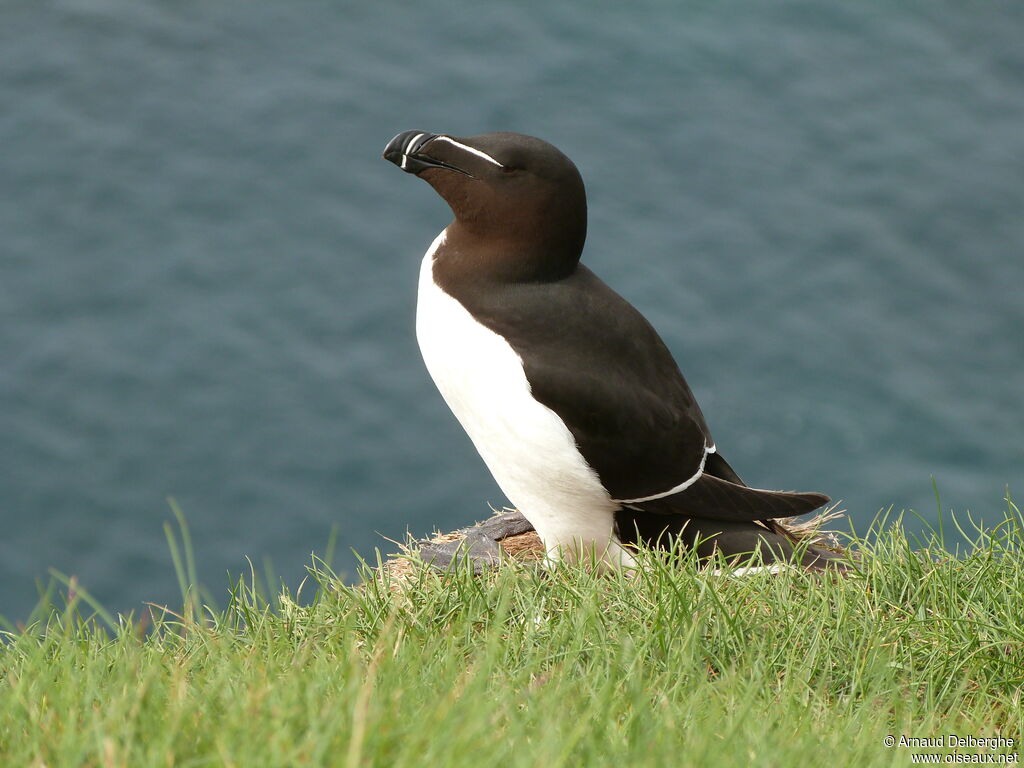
<box><xmin>2</xmin><ymin>1</ymin><xmax>1022</xmax><ymax>619</ymax></box>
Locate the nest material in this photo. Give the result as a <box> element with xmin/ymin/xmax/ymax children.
<box><xmin>381</xmin><ymin>507</ymin><xmax>847</xmax><ymax>583</ymax></box>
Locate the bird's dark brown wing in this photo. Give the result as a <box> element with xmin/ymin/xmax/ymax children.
<box><xmin>459</xmin><ymin>265</ymin><xmax>712</xmax><ymax>500</ymax></box>
<box><xmin>451</xmin><ymin>264</ymin><xmax>829</xmax><ymax>519</ymax></box>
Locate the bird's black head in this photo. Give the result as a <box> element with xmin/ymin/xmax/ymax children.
<box><xmin>383</xmin><ymin>131</ymin><xmax>588</xmax><ymax>274</ymax></box>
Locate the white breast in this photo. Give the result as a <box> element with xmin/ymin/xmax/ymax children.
<box><xmin>415</xmin><ymin>230</ymin><xmax>633</xmax><ymax>567</ymax></box>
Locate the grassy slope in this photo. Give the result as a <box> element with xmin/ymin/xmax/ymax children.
<box><xmin>1</xmin><ymin>505</ymin><xmax>1022</xmax><ymax>768</ymax></box>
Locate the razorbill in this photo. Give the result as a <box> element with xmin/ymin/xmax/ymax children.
<box><xmin>383</xmin><ymin>130</ymin><xmax>841</xmax><ymax>570</ymax></box>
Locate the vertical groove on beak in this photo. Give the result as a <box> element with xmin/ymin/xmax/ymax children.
<box><xmin>383</xmin><ymin>131</ymin><xmax>437</xmax><ymax>165</ymax></box>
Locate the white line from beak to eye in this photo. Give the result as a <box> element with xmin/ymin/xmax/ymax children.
<box><xmin>431</xmin><ymin>136</ymin><xmax>505</xmax><ymax>168</ymax></box>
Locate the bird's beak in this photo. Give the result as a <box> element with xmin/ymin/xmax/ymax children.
<box><xmin>382</xmin><ymin>131</ymin><xmax>474</xmax><ymax>177</ymax></box>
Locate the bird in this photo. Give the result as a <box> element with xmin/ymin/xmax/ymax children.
<box><xmin>382</xmin><ymin>130</ymin><xmax>843</xmax><ymax>571</ymax></box>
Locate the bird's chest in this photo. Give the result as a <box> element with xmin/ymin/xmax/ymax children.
<box><xmin>412</xmin><ymin>232</ymin><xmax>618</xmax><ymax>549</ymax></box>
<box><xmin>414</xmin><ymin>237</ymin><xmax>597</xmax><ymax>495</ymax></box>
<box><xmin>415</xmin><ymin>243</ymin><xmax>536</xmax><ymax>450</ymax></box>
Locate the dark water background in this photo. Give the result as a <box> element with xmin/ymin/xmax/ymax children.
<box><xmin>2</xmin><ymin>1</ymin><xmax>1022</xmax><ymax>621</ymax></box>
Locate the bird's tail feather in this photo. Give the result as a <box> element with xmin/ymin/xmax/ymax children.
<box><xmin>630</xmin><ymin>472</ymin><xmax>830</xmax><ymax>521</ymax></box>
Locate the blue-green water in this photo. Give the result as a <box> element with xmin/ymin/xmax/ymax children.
<box><xmin>2</xmin><ymin>1</ymin><xmax>1022</xmax><ymax>620</ymax></box>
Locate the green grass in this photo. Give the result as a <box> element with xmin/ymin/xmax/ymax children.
<box><xmin>2</xmin><ymin>500</ymin><xmax>1022</xmax><ymax>767</ymax></box>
